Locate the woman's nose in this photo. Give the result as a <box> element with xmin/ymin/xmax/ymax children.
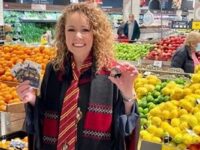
<box><xmin>75</xmin><ymin>32</ymin><xmax>83</xmax><ymax>39</ymax></box>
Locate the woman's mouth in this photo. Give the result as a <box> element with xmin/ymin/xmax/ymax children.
<box><xmin>73</xmin><ymin>43</ymin><xmax>86</xmax><ymax>47</ymax></box>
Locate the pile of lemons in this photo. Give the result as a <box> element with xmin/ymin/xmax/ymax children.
<box><xmin>139</xmin><ymin>66</ymin><xmax>200</xmax><ymax>149</ymax></box>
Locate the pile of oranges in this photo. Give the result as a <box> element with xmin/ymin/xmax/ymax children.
<box><xmin>0</xmin><ymin>44</ymin><xmax>56</xmax><ymax>82</ymax></box>
<box><xmin>0</xmin><ymin>82</ymin><xmax>21</xmax><ymax>111</ymax></box>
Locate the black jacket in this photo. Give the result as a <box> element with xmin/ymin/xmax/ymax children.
<box><xmin>124</xmin><ymin>21</ymin><xmax>140</xmax><ymax>41</ymax></box>
<box><xmin>25</xmin><ymin>63</ymin><xmax>140</xmax><ymax>150</ymax></box>
<box><xmin>171</xmin><ymin>45</ymin><xmax>194</xmax><ymax>73</ymax></box>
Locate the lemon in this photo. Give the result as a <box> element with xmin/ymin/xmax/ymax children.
<box><xmin>176</xmin><ymin>144</ymin><xmax>187</xmax><ymax>150</ymax></box>
<box><xmin>144</xmin><ymin>84</ymin><xmax>155</xmax><ymax>92</ymax></box>
<box><xmin>170</xmin><ymin>109</ymin><xmax>179</xmax><ymax>119</ymax></box>
<box><xmin>179</xmin><ymin>109</ymin><xmax>188</xmax><ymax>116</ymax></box>
<box><xmin>154</xmin><ymin>128</ymin><xmax>164</xmax><ymax>138</ymax></box>
<box><xmin>188</xmin><ymin>116</ymin><xmax>198</xmax><ymax>128</ymax></box>
<box><xmin>143</xmin><ymin>133</ymin><xmax>153</xmax><ymax>141</ymax></box>
<box><xmin>161</xmin><ymin>122</ymin><xmax>170</xmax><ymax>131</ymax></box>
<box><xmin>194</xmin><ymin>112</ymin><xmax>200</xmax><ymax>122</ymax></box>
<box><xmin>151</xmin><ymin>116</ymin><xmax>162</xmax><ymax>127</ymax></box>
<box><xmin>183</xmin><ymin>134</ymin><xmax>193</xmax><ymax>145</ymax></box>
<box><xmin>191</xmin><ymin>74</ymin><xmax>200</xmax><ymax>83</ymax></box>
<box><xmin>179</xmin><ymin>122</ymin><xmax>189</xmax><ymax>130</ymax></box>
<box><xmin>147</xmin><ymin>125</ymin><xmax>157</xmax><ymax>135</ymax></box>
<box><xmin>140</xmin><ymin>130</ymin><xmax>150</xmax><ymax>138</ymax></box>
<box><xmin>171</xmin><ymin>118</ymin><xmax>180</xmax><ymax>127</ymax></box>
<box><xmin>161</xmin><ymin>87</ymin><xmax>171</xmax><ymax>96</ymax></box>
<box><xmin>162</xmin><ymin>110</ymin><xmax>170</xmax><ymax>120</ymax></box>
<box><xmin>173</xmin><ymin>133</ymin><xmax>183</xmax><ymax>144</ymax></box>
<box><xmin>193</xmin><ymin>125</ymin><xmax>200</xmax><ymax>135</ymax></box>
<box><xmin>136</xmin><ymin>87</ymin><xmax>148</xmax><ymax>96</ymax></box>
<box><xmin>151</xmin><ymin>136</ymin><xmax>161</xmax><ymax>143</ymax></box>
<box><xmin>183</xmin><ymin>88</ymin><xmax>192</xmax><ymax>96</ymax></box>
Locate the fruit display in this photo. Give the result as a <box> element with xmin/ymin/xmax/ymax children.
<box><xmin>138</xmin><ymin>66</ymin><xmax>200</xmax><ymax>149</ymax></box>
<box><xmin>0</xmin><ymin>82</ymin><xmax>21</xmax><ymax>111</ymax></box>
<box><xmin>146</xmin><ymin>35</ymin><xmax>186</xmax><ymax>61</ymax></box>
<box><xmin>114</xmin><ymin>43</ymin><xmax>153</xmax><ymax>61</ymax></box>
<box><xmin>0</xmin><ymin>44</ymin><xmax>56</xmax><ymax>82</ymax></box>
<box><xmin>0</xmin><ymin>136</ymin><xmax>28</xmax><ymax>150</ymax></box>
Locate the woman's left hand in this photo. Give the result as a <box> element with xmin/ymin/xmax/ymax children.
<box><xmin>108</xmin><ymin>63</ymin><xmax>138</xmax><ymax>100</ymax></box>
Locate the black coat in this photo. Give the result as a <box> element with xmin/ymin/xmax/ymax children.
<box><xmin>25</xmin><ymin>62</ymin><xmax>140</xmax><ymax>150</ymax></box>
<box><xmin>124</xmin><ymin>21</ymin><xmax>140</xmax><ymax>41</ymax></box>
<box><xmin>171</xmin><ymin>45</ymin><xmax>195</xmax><ymax>73</ymax></box>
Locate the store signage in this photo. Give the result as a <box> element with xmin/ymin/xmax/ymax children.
<box><xmin>31</xmin><ymin>4</ymin><xmax>46</xmax><ymax>11</ymax></box>
<box><xmin>153</xmin><ymin>61</ymin><xmax>162</xmax><ymax>68</ymax></box>
<box><xmin>192</xmin><ymin>21</ymin><xmax>200</xmax><ymax>30</ymax></box>
<box><xmin>171</xmin><ymin>21</ymin><xmax>188</xmax><ymax>29</ymax></box>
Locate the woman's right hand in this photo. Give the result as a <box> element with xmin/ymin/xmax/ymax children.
<box><xmin>16</xmin><ymin>80</ymin><xmax>36</xmax><ymax>106</ymax></box>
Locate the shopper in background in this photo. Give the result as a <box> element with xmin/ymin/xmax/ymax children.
<box><xmin>123</xmin><ymin>14</ymin><xmax>140</xmax><ymax>42</ymax></box>
<box><xmin>16</xmin><ymin>2</ymin><xmax>140</xmax><ymax>150</ymax></box>
<box><xmin>171</xmin><ymin>31</ymin><xmax>200</xmax><ymax>73</ymax></box>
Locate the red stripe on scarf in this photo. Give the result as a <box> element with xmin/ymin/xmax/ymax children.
<box><xmin>43</xmin><ymin>118</ymin><xmax>59</xmax><ymax>137</ymax></box>
<box><xmin>84</xmin><ymin>112</ymin><xmax>112</xmax><ymax>132</ymax></box>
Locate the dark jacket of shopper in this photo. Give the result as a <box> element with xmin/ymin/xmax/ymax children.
<box><xmin>124</xmin><ymin>21</ymin><xmax>140</xmax><ymax>41</ymax></box>
<box><xmin>25</xmin><ymin>63</ymin><xmax>140</xmax><ymax>150</ymax></box>
<box><xmin>171</xmin><ymin>45</ymin><xmax>195</xmax><ymax>73</ymax></box>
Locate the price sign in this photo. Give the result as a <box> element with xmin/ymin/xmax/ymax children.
<box><xmin>153</xmin><ymin>61</ymin><xmax>162</xmax><ymax>68</ymax></box>
<box><xmin>31</xmin><ymin>4</ymin><xmax>46</xmax><ymax>11</ymax></box>
<box><xmin>192</xmin><ymin>21</ymin><xmax>200</xmax><ymax>30</ymax></box>
<box><xmin>141</xmin><ymin>140</ymin><xmax>162</xmax><ymax>150</ymax></box>
<box><xmin>144</xmin><ymin>71</ymin><xmax>152</xmax><ymax>76</ymax></box>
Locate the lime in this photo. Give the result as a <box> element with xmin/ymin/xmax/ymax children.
<box><xmin>146</xmin><ymin>95</ymin><xmax>154</xmax><ymax>102</ymax></box>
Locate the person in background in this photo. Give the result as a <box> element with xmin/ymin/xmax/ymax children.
<box><xmin>123</xmin><ymin>14</ymin><xmax>140</xmax><ymax>42</ymax></box>
<box><xmin>16</xmin><ymin>3</ymin><xmax>140</xmax><ymax>150</ymax></box>
<box><xmin>117</xmin><ymin>20</ymin><xmax>126</xmax><ymax>38</ymax></box>
<box><xmin>171</xmin><ymin>31</ymin><xmax>200</xmax><ymax>73</ymax></box>
<box><xmin>40</xmin><ymin>31</ymin><xmax>48</xmax><ymax>45</ymax></box>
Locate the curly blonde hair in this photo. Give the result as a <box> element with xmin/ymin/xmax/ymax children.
<box><xmin>52</xmin><ymin>2</ymin><xmax>115</xmax><ymax>72</ymax></box>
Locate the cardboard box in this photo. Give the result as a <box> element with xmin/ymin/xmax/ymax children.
<box><xmin>6</xmin><ymin>102</ymin><xmax>25</xmax><ymax>113</ymax></box>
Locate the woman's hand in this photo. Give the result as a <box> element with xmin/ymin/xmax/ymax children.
<box><xmin>108</xmin><ymin>63</ymin><xmax>138</xmax><ymax>100</ymax></box>
<box><xmin>16</xmin><ymin>80</ymin><xmax>37</xmax><ymax>106</ymax></box>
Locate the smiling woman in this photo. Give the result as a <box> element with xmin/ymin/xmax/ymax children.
<box><xmin>16</xmin><ymin>2</ymin><xmax>140</xmax><ymax>150</ymax></box>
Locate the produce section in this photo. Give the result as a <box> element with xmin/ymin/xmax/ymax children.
<box><xmin>1</xmin><ymin>1</ymin><xmax>200</xmax><ymax>149</ymax></box>
<box><xmin>146</xmin><ymin>35</ymin><xmax>186</xmax><ymax>61</ymax></box>
<box><xmin>0</xmin><ymin>44</ymin><xmax>55</xmax><ymax>82</ymax></box>
<box><xmin>138</xmin><ymin>66</ymin><xmax>200</xmax><ymax>149</ymax></box>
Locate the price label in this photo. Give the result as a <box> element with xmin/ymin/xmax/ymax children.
<box><xmin>192</xmin><ymin>21</ymin><xmax>200</xmax><ymax>30</ymax></box>
<box><xmin>144</xmin><ymin>71</ymin><xmax>152</xmax><ymax>76</ymax></box>
<box><xmin>31</xmin><ymin>4</ymin><xmax>46</xmax><ymax>11</ymax></box>
<box><xmin>196</xmin><ymin>99</ymin><xmax>200</xmax><ymax>104</ymax></box>
<box><xmin>153</xmin><ymin>61</ymin><xmax>162</xmax><ymax>68</ymax></box>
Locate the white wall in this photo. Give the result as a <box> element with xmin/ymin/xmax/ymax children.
<box><xmin>123</xmin><ymin>0</ymin><xmax>140</xmax><ymax>22</ymax></box>
<box><xmin>0</xmin><ymin>0</ymin><xmax>3</xmax><ymax>25</ymax></box>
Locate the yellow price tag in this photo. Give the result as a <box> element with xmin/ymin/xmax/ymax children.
<box><xmin>192</xmin><ymin>21</ymin><xmax>200</xmax><ymax>30</ymax></box>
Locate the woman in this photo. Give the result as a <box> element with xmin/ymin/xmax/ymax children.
<box><xmin>17</xmin><ymin>3</ymin><xmax>139</xmax><ymax>150</ymax></box>
<box><xmin>171</xmin><ymin>31</ymin><xmax>200</xmax><ymax>73</ymax></box>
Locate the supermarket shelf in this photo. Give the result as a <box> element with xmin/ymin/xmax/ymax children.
<box><xmin>20</xmin><ymin>18</ymin><xmax>57</xmax><ymax>23</ymax></box>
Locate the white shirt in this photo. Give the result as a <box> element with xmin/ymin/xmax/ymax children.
<box><xmin>128</xmin><ymin>21</ymin><xmax>135</xmax><ymax>41</ymax></box>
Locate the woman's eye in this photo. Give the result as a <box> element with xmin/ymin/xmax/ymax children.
<box><xmin>82</xmin><ymin>29</ymin><xmax>90</xmax><ymax>32</ymax></box>
<box><xmin>67</xmin><ymin>29</ymin><xmax>75</xmax><ymax>32</ymax></box>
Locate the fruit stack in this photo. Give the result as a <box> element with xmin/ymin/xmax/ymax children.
<box><xmin>0</xmin><ymin>44</ymin><xmax>56</xmax><ymax>82</ymax></box>
<box><xmin>0</xmin><ymin>82</ymin><xmax>21</xmax><ymax>111</ymax></box>
<box><xmin>115</xmin><ymin>43</ymin><xmax>153</xmax><ymax>61</ymax></box>
<box><xmin>146</xmin><ymin>35</ymin><xmax>186</xmax><ymax>61</ymax></box>
<box><xmin>138</xmin><ymin>66</ymin><xmax>200</xmax><ymax>149</ymax></box>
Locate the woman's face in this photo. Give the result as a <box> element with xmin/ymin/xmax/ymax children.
<box><xmin>65</xmin><ymin>12</ymin><xmax>93</xmax><ymax>60</ymax></box>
